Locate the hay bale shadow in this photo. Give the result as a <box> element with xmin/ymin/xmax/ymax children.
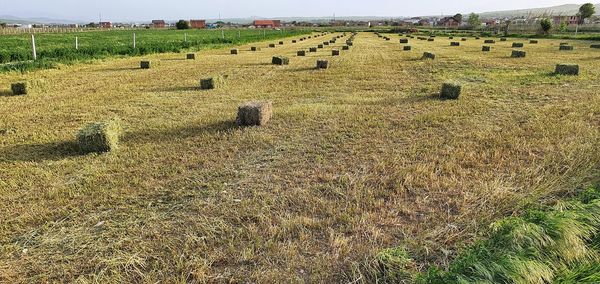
<box><xmin>124</xmin><ymin>120</ymin><xmax>238</xmax><ymax>143</ymax></box>
<box><xmin>149</xmin><ymin>86</ymin><xmax>200</xmax><ymax>93</ymax></box>
<box><xmin>0</xmin><ymin>141</ymin><xmax>82</xmax><ymax>162</ymax></box>
<box><xmin>94</xmin><ymin>67</ymin><xmax>139</xmax><ymax>72</ymax></box>
<box><xmin>0</xmin><ymin>89</ymin><xmax>14</xmax><ymax>97</ymax></box>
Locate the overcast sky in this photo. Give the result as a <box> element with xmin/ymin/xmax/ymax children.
<box><xmin>0</xmin><ymin>0</ymin><xmax>594</xmax><ymax>22</ymax></box>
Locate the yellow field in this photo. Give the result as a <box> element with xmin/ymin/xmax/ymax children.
<box><xmin>1</xmin><ymin>32</ymin><xmax>600</xmax><ymax>282</ymax></box>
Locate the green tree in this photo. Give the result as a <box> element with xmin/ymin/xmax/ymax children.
<box><xmin>467</xmin><ymin>13</ymin><xmax>481</xmax><ymax>28</ymax></box>
<box><xmin>453</xmin><ymin>13</ymin><xmax>463</xmax><ymax>24</ymax></box>
<box><xmin>540</xmin><ymin>18</ymin><xmax>552</xmax><ymax>34</ymax></box>
<box><xmin>579</xmin><ymin>3</ymin><xmax>596</xmax><ymax>23</ymax></box>
<box><xmin>175</xmin><ymin>20</ymin><xmax>190</xmax><ymax>30</ymax></box>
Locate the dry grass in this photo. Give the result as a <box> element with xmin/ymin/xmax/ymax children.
<box><xmin>1</xmin><ymin>32</ymin><xmax>600</xmax><ymax>283</ymax></box>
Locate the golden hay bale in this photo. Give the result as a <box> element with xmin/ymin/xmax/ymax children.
<box><xmin>555</xmin><ymin>64</ymin><xmax>579</xmax><ymax>75</ymax></box>
<box><xmin>511</xmin><ymin>50</ymin><xmax>526</xmax><ymax>58</ymax></box>
<box><xmin>422</xmin><ymin>52</ymin><xmax>436</xmax><ymax>60</ymax></box>
<box><xmin>272</xmin><ymin>56</ymin><xmax>289</xmax><ymax>65</ymax></box>
<box><xmin>200</xmin><ymin>76</ymin><xmax>225</xmax><ymax>90</ymax></box>
<box><xmin>77</xmin><ymin>118</ymin><xmax>122</xmax><ymax>154</ymax></box>
<box><xmin>11</xmin><ymin>82</ymin><xmax>28</xmax><ymax>95</ymax></box>
<box><xmin>236</xmin><ymin>102</ymin><xmax>273</xmax><ymax>126</ymax></box>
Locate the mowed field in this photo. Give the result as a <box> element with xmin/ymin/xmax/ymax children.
<box><xmin>1</xmin><ymin>31</ymin><xmax>600</xmax><ymax>282</ymax></box>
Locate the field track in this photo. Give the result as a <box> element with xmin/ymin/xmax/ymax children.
<box><xmin>1</xmin><ymin>32</ymin><xmax>600</xmax><ymax>282</ymax></box>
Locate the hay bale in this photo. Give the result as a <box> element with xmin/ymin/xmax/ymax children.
<box><xmin>482</xmin><ymin>46</ymin><xmax>491</xmax><ymax>52</ymax></box>
<box><xmin>323</xmin><ymin>42</ymin><xmax>330</xmax><ymax>46</ymax></box>
<box><xmin>77</xmin><ymin>118</ymin><xmax>122</xmax><ymax>154</ymax></box>
<box><xmin>400</xmin><ymin>38</ymin><xmax>409</xmax><ymax>44</ymax></box>
<box><xmin>559</xmin><ymin>45</ymin><xmax>574</xmax><ymax>51</ymax></box>
<box><xmin>403</xmin><ymin>46</ymin><xmax>412</xmax><ymax>51</ymax></box>
<box><xmin>11</xmin><ymin>82</ymin><xmax>28</xmax><ymax>95</ymax></box>
<box><xmin>500</xmin><ymin>38</ymin><xmax>507</xmax><ymax>41</ymax></box>
<box><xmin>318</xmin><ymin>44</ymin><xmax>324</xmax><ymax>48</ymax></box>
<box><xmin>332</xmin><ymin>50</ymin><xmax>340</xmax><ymax>56</ymax></box>
<box><xmin>511</xmin><ymin>50</ymin><xmax>526</xmax><ymax>58</ymax></box>
<box><xmin>440</xmin><ymin>82</ymin><xmax>461</xmax><ymax>100</ymax></box>
<box><xmin>140</xmin><ymin>61</ymin><xmax>151</xmax><ymax>69</ymax></box>
<box><xmin>297</xmin><ymin>50</ymin><xmax>306</xmax><ymax>56</ymax></box>
<box><xmin>461</xmin><ymin>38</ymin><xmax>467</xmax><ymax>41</ymax></box>
<box><xmin>268</xmin><ymin>43</ymin><xmax>276</xmax><ymax>48</ymax></box>
<box><xmin>422</xmin><ymin>52</ymin><xmax>436</xmax><ymax>60</ymax></box>
<box><xmin>555</xmin><ymin>64</ymin><xmax>579</xmax><ymax>75</ymax></box>
<box><xmin>272</xmin><ymin>56</ymin><xmax>289</xmax><ymax>65</ymax></box>
<box><xmin>591</xmin><ymin>44</ymin><xmax>600</xmax><ymax>49</ymax></box>
<box><xmin>347</xmin><ymin>42</ymin><xmax>354</xmax><ymax>46</ymax></box>
<box><xmin>475</xmin><ymin>37</ymin><xmax>481</xmax><ymax>39</ymax></box>
<box><xmin>292</xmin><ymin>40</ymin><xmax>297</xmax><ymax>43</ymax></box>
<box><xmin>309</xmin><ymin>47</ymin><xmax>318</xmax><ymax>52</ymax></box>
<box><xmin>530</xmin><ymin>40</ymin><xmax>539</xmax><ymax>44</ymax></box>
<box><xmin>186</xmin><ymin>53</ymin><xmax>196</xmax><ymax>60</ymax></box>
<box><xmin>427</xmin><ymin>38</ymin><xmax>435</xmax><ymax>42</ymax></box>
<box><xmin>230</xmin><ymin>48</ymin><xmax>238</xmax><ymax>55</ymax></box>
<box><xmin>512</xmin><ymin>42</ymin><xmax>524</xmax><ymax>48</ymax></box>
<box><xmin>484</xmin><ymin>39</ymin><xmax>496</xmax><ymax>44</ymax></box>
<box><xmin>200</xmin><ymin>76</ymin><xmax>225</xmax><ymax>90</ymax></box>
<box><xmin>450</xmin><ymin>42</ymin><xmax>460</xmax><ymax>46</ymax></box>
<box><xmin>317</xmin><ymin>60</ymin><xmax>329</xmax><ymax>69</ymax></box>
<box><xmin>560</xmin><ymin>42</ymin><xmax>569</xmax><ymax>46</ymax></box>
<box><xmin>236</xmin><ymin>102</ymin><xmax>273</xmax><ymax>127</ymax></box>
<box><xmin>448</xmin><ymin>36</ymin><xmax>454</xmax><ymax>39</ymax></box>
<box><xmin>251</xmin><ymin>46</ymin><xmax>261</xmax><ymax>51</ymax></box>
<box><xmin>279</xmin><ymin>41</ymin><xmax>284</xmax><ymax>45</ymax></box>
<box><xmin>385</xmin><ymin>37</ymin><xmax>390</xmax><ymax>41</ymax></box>
<box><xmin>342</xmin><ymin>45</ymin><xmax>350</xmax><ymax>50</ymax></box>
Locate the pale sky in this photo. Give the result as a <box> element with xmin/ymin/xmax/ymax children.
<box><xmin>0</xmin><ymin>0</ymin><xmax>594</xmax><ymax>22</ymax></box>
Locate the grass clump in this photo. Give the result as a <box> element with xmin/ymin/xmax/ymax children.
<box><xmin>77</xmin><ymin>118</ymin><xmax>123</xmax><ymax>154</ymax></box>
<box><xmin>415</xmin><ymin>187</ymin><xmax>600</xmax><ymax>284</ymax></box>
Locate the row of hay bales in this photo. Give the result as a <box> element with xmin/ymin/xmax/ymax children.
<box><xmin>5</xmin><ymin>32</ymin><xmax>346</xmax><ymax>154</ymax></box>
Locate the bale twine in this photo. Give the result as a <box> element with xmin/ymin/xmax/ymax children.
<box><xmin>272</xmin><ymin>56</ymin><xmax>289</xmax><ymax>65</ymax></box>
<box><xmin>316</xmin><ymin>60</ymin><xmax>329</xmax><ymax>69</ymax></box>
<box><xmin>236</xmin><ymin>102</ymin><xmax>273</xmax><ymax>127</ymax></box>
<box><xmin>77</xmin><ymin>118</ymin><xmax>122</xmax><ymax>154</ymax></box>
<box><xmin>511</xmin><ymin>50</ymin><xmax>526</xmax><ymax>58</ymax></box>
<box><xmin>555</xmin><ymin>64</ymin><xmax>579</xmax><ymax>75</ymax></box>
<box><xmin>440</xmin><ymin>82</ymin><xmax>461</xmax><ymax>100</ymax></box>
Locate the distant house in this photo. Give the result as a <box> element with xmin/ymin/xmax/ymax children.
<box><xmin>253</xmin><ymin>20</ymin><xmax>281</xmax><ymax>28</ymax></box>
<box><xmin>99</xmin><ymin>22</ymin><xmax>112</xmax><ymax>28</ymax></box>
<box><xmin>152</xmin><ymin>20</ymin><xmax>166</xmax><ymax>28</ymax></box>
<box><xmin>439</xmin><ymin>17</ymin><xmax>460</xmax><ymax>27</ymax></box>
<box><xmin>418</xmin><ymin>19</ymin><xmax>431</xmax><ymax>26</ymax></box>
<box><xmin>190</xmin><ymin>20</ymin><xmax>206</xmax><ymax>29</ymax></box>
<box><xmin>553</xmin><ymin>15</ymin><xmax>581</xmax><ymax>25</ymax></box>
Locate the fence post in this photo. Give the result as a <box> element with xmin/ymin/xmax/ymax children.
<box><xmin>31</xmin><ymin>34</ymin><xmax>37</xmax><ymax>60</ymax></box>
<box><xmin>133</xmin><ymin>33</ymin><xmax>136</xmax><ymax>49</ymax></box>
<box><xmin>184</xmin><ymin>33</ymin><xmax>187</xmax><ymax>42</ymax></box>
<box><xmin>75</xmin><ymin>36</ymin><xmax>79</xmax><ymax>50</ymax></box>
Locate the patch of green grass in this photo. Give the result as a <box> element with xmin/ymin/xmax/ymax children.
<box><xmin>378</xmin><ymin>187</ymin><xmax>600</xmax><ymax>284</ymax></box>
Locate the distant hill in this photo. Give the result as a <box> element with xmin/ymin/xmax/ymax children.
<box><xmin>477</xmin><ymin>3</ymin><xmax>600</xmax><ymax>19</ymax></box>
<box><xmin>0</xmin><ymin>15</ymin><xmax>80</xmax><ymax>25</ymax></box>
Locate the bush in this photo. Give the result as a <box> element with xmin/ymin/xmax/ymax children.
<box><xmin>540</xmin><ymin>18</ymin><xmax>553</xmax><ymax>34</ymax></box>
<box><xmin>176</xmin><ymin>20</ymin><xmax>190</xmax><ymax>30</ymax></box>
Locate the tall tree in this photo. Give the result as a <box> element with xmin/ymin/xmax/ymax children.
<box><xmin>579</xmin><ymin>3</ymin><xmax>596</xmax><ymax>23</ymax></box>
<box><xmin>540</xmin><ymin>18</ymin><xmax>552</xmax><ymax>34</ymax></box>
<box><xmin>175</xmin><ymin>20</ymin><xmax>190</xmax><ymax>30</ymax></box>
<box><xmin>467</xmin><ymin>13</ymin><xmax>481</xmax><ymax>28</ymax></box>
<box><xmin>453</xmin><ymin>13</ymin><xmax>463</xmax><ymax>24</ymax></box>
